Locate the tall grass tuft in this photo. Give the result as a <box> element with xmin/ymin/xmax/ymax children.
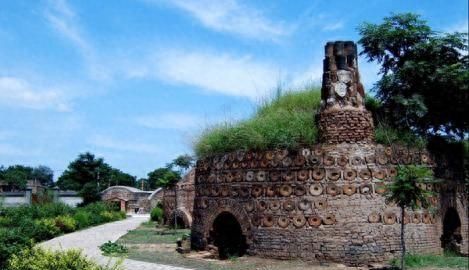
<box><xmin>194</xmin><ymin>86</ymin><xmax>322</xmax><ymax>158</ymax></box>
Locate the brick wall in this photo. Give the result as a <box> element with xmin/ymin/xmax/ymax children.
<box><xmin>191</xmin><ymin>144</ymin><xmax>443</xmax><ymax>266</ymax></box>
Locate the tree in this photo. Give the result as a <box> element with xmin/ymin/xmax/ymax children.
<box><xmin>31</xmin><ymin>166</ymin><xmax>54</xmax><ymax>187</ymax></box>
<box><xmin>386</xmin><ymin>165</ymin><xmax>433</xmax><ymax>270</ymax></box>
<box><xmin>2</xmin><ymin>165</ymin><xmax>33</xmax><ymax>190</ymax></box>
<box><xmin>147</xmin><ymin>167</ymin><xmax>181</xmax><ymax>189</ymax></box>
<box><xmin>57</xmin><ymin>152</ymin><xmax>135</xmax><ymax>205</ymax></box>
<box><xmin>171</xmin><ymin>154</ymin><xmax>194</xmax><ymax>174</ymax></box>
<box><xmin>358</xmin><ymin>13</ymin><xmax>468</xmax><ymax>139</ymax></box>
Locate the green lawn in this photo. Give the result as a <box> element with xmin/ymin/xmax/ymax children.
<box><xmin>392</xmin><ymin>253</ymin><xmax>468</xmax><ymax>269</ymax></box>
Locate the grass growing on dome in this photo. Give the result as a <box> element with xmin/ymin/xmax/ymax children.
<box><xmin>194</xmin><ymin>86</ymin><xmax>322</xmax><ymax>158</ymax></box>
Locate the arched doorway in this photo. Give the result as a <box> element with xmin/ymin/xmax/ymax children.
<box><xmin>442</xmin><ymin>207</ymin><xmax>462</xmax><ymax>253</ymax></box>
<box><xmin>210</xmin><ymin>212</ymin><xmax>247</xmax><ymax>259</ymax></box>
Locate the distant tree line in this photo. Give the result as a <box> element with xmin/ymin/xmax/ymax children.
<box><xmin>0</xmin><ymin>152</ymin><xmax>194</xmax><ymax>205</ymax></box>
<box><xmin>0</xmin><ymin>165</ymin><xmax>54</xmax><ymax>191</ymax></box>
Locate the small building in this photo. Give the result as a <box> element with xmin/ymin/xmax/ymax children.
<box><xmin>101</xmin><ymin>186</ymin><xmax>163</xmax><ymax>214</ymax></box>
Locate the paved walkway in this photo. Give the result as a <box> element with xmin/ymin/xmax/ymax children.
<box><xmin>39</xmin><ymin>216</ymin><xmax>190</xmax><ymax>270</ymax></box>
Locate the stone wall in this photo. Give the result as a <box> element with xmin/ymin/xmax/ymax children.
<box><xmin>191</xmin><ymin>145</ymin><xmax>442</xmax><ymax>265</ymax></box>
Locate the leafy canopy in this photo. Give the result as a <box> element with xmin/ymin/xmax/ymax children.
<box><xmin>0</xmin><ymin>165</ymin><xmax>54</xmax><ymax>190</ymax></box>
<box><xmin>358</xmin><ymin>13</ymin><xmax>468</xmax><ymax>139</ymax></box>
<box><xmin>386</xmin><ymin>165</ymin><xmax>433</xmax><ymax>208</ymax></box>
<box><xmin>57</xmin><ymin>152</ymin><xmax>136</xmax><ymax>204</ymax></box>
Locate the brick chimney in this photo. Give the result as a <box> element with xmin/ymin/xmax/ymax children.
<box><xmin>318</xmin><ymin>41</ymin><xmax>375</xmax><ymax>144</ymax></box>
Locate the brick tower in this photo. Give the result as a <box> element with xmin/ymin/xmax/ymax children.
<box><xmin>318</xmin><ymin>41</ymin><xmax>374</xmax><ymax>144</ymax></box>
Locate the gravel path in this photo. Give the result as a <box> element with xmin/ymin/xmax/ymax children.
<box><xmin>39</xmin><ymin>216</ymin><xmax>190</xmax><ymax>270</ymax></box>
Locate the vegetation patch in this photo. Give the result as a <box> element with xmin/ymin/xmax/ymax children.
<box><xmin>0</xmin><ymin>202</ymin><xmax>125</xmax><ymax>268</ymax></box>
<box><xmin>391</xmin><ymin>253</ymin><xmax>468</xmax><ymax>269</ymax></box>
<box><xmin>6</xmin><ymin>247</ymin><xmax>122</xmax><ymax>270</ymax></box>
<box><xmin>99</xmin><ymin>241</ymin><xmax>128</xmax><ymax>256</ymax></box>
<box><xmin>194</xmin><ymin>86</ymin><xmax>430</xmax><ymax>158</ymax></box>
<box><xmin>194</xmin><ymin>87</ymin><xmax>321</xmax><ymax>158</ymax></box>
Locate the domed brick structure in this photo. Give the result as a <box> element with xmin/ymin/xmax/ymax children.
<box><xmin>190</xmin><ymin>41</ymin><xmax>447</xmax><ymax>266</ymax></box>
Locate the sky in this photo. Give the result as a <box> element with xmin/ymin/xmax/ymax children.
<box><xmin>0</xmin><ymin>0</ymin><xmax>467</xmax><ymax>180</ymax></box>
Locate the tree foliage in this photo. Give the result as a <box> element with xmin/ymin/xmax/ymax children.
<box><xmin>57</xmin><ymin>152</ymin><xmax>136</xmax><ymax>205</ymax></box>
<box><xmin>147</xmin><ymin>167</ymin><xmax>180</xmax><ymax>189</ymax></box>
<box><xmin>358</xmin><ymin>13</ymin><xmax>468</xmax><ymax>139</ymax></box>
<box><xmin>0</xmin><ymin>165</ymin><xmax>54</xmax><ymax>190</ymax></box>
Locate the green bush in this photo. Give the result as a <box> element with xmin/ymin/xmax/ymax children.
<box><xmin>150</xmin><ymin>207</ymin><xmax>164</xmax><ymax>222</ymax></box>
<box><xmin>0</xmin><ymin>228</ymin><xmax>32</xmax><ymax>269</ymax></box>
<box><xmin>99</xmin><ymin>241</ymin><xmax>128</xmax><ymax>256</ymax></box>
<box><xmin>54</xmin><ymin>215</ymin><xmax>77</xmax><ymax>233</ymax></box>
<box><xmin>33</xmin><ymin>218</ymin><xmax>61</xmax><ymax>241</ymax></box>
<box><xmin>7</xmin><ymin>247</ymin><xmax>122</xmax><ymax>270</ymax></box>
<box><xmin>73</xmin><ymin>210</ymin><xmax>92</xmax><ymax>229</ymax></box>
<box><xmin>0</xmin><ymin>202</ymin><xmax>125</xmax><ymax>268</ymax></box>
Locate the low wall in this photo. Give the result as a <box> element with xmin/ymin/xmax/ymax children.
<box><xmin>0</xmin><ymin>191</ymin><xmax>29</xmax><ymax>206</ymax></box>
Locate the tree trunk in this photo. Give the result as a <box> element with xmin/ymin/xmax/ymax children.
<box><xmin>400</xmin><ymin>206</ymin><xmax>406</xmax><ymax>270</ymax></box>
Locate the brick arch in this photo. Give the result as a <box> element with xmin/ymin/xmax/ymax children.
<box><xmin>168</xmin><ymin>208</ymin><xmax>193</xmax><ymax>228</ymax></box>
<box><xmin>202</xmin><ymin>200</ymin><xmax>252</xmax><ymax>245</ymax></box>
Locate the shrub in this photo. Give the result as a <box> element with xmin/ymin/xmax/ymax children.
<box><xmin>33</xmin><ymin>218</ymin><xmax>61</xmax><ymax>241</ymax></box>
<box><xmin>99</xmin><ymin>211</ymin><xmax>125</xmax><ymax>223</ymax></box>
<box><xmin>0</xmin><ymin>228</ymin><xmax>32</xmax><ymax>269</ymax></box>
<box><xmin>54</xmin><ymin>215</ymin><xmax>77</xmax><ymax>233</ymax></box>
<box><xmin>99</xmin><ymin>241</ymin><xmax>128</xmax><ymax>256</ymax></box>
<box><xmin>7</xmin><ymin>247</ymin><xmax>122</xmax><ymax>270</ymax></box>
<box><xmin>73</xmin><ymin>210</ymin><xmax>92</xmax><ymax>229</ymax></box>
<box><xmin>150</xmin><ymin>207</ymin><xmax>164</xmax><ymax>222</ymax></box>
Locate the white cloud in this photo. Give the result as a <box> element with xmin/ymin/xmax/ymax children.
<box><xmin>288</xmin><ymin>64</ymin><xmax>322</xmax><ymax>89</ymax></box>
<box><xmin>135</xmin><ymin>113</ymin><xmax>204</xmax><ymax>130</ymax></box>
<box><xmin>0</xmin><ymin>76</ymin><xmax>70</xmax><ymax>111</ymax></box>
<box><xmin>322</xmin><ymin>21</ymin><xmax>344</xmax><ymax>31</ymax></box>
<box><xmin>150</xmin><ymin>0</ymin><xmax>290</xmax><ymax>40</ymax></box>
<box><xmin>128</xmin><ymin>49</ymin><xmax>279</xmax><ymax>100</ymax></box>
<box><xmin>45</xmin><ymin>0</ymin><xmax>110</xmax><ymax>81</ymax></box>
<box><xmin>45</xmin><ymin>0</ymin><xmax>91</xmax><ymax>55</ymax></box>
<box><xmin>88</xmin><ymin>135</ymin><xmax>160</xmax><ymax>154</ymax></box>
<box><xmin>445</xmin><ymin>20</ymin><xmax>468</xmax><ymax>33</ymax></box>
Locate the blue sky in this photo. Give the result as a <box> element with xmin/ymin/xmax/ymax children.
<box><xmin>0</xmin><ymin>0</ymin><xmax>467</xmax><ymax>179</ymax></box>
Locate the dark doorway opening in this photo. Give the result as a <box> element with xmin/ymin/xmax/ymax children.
<box><xmin>211</xmin><ymin>212</ymin><xmax>247</xmax><ymax>259</ymax></box>
<box><xmin>441</xmin><ymin>207</ymin><xmax>462</xmax><ymax>253</ymax></box>
<box><xmin>169</xmin><ymin>214</ymin><xmax>186</xmax><ymax>229</ymax></box>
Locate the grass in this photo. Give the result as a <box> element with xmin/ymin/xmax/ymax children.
<box><xmin>194</xmin><ymin>86</ymin><xmax>321</xmax><ymax>158</ymax></box>
<box><xmin>117</xmin><ymin>222</ymin><xmax>189</xmax><ymax>245</ymax></box>
<box><xmin>117</xmin><ymin>222</ymin><xmax>468</xmax><ymax>270</ymax></box>
<box><xmin>391</xmin><ymin>253</ymin><xmax>468</xmax><ymax>269</ymax></box>
<box><xmin>116</xmin><ymin>221</ymin><xmax>324</xmax><ymax>270</ymax></box>
<box><xmin>194</xmin><ymin>85</ymin><xmax>430</xmax><ymax>158</ymax></box>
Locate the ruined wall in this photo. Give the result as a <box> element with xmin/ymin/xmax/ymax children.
<box><xmin>192</xmin><ymin>145</ymin><xmax>441</xmax><ymax>265</ymax></box>
<box><xmin>163</xmin><ymin>170</ymin><xmax>195</xmax><ymax>227</ymax></box>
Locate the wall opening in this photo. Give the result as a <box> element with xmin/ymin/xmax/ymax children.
<box><xmin>169</xmin><ymin>212</ymin><xmax>188</xmax><ymax>229</ymax></box>
<box><xmin>210</xmin><ymin>212</ymin><xmax>247</xmax><ymax>259</ymax></box>
<box><xmin>441</xmin><ymin>207</ymin><xmax>462</xmax><ymax>253</ymax></box>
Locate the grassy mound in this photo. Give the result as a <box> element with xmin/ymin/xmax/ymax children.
<box><xmin>194</xmin><ymin>87</ymin><xmax>321</xmax><ymax>158</ymax></box>
<box><xmin>194</xmin><ymin>87</ymin><xmax>428</xmax><ymax>158</ymax></box>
